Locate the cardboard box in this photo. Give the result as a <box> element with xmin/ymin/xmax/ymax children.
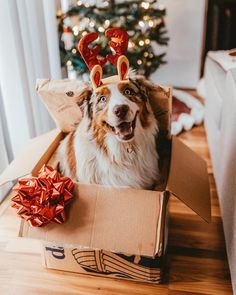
<box><xmin>0</xmin><ymin>81</ymin><xmax>211</xmax><ymax>284</ymax></box>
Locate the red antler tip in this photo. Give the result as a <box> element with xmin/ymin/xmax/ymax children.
<box><xmin>105</xmin><ymin>28</ymin><xmax>129</xmax><ymax>66</ymax></box>
<box><xmin>78</xmin><ymin>32</ymin><xmax>106</xmax><ymax>70</ymax></box>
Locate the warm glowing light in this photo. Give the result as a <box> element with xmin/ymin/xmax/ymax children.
<box><xmin>104</xmin><ymin>19</ymin><xmax>110</xmax><ymax>27</ymax></box>
<box><xmin>141</xmin><ymin>2</ymin><xmax>150</xmax><ymax>9</ymax></box>
<box><xmin>72</xmin><ymin>49</ymin><xmax>77</xmax><ymax>54</ymax></box>
<box><xmin>137</xmin><ymin>59</ymin><xmax>142</xmax><ymax>65</ymax></box>
<box><xmin>149</xmin><ymin>53</ymin><xmax>154</xmax><ymax>58</ymax></box>
<box><xmin>72</xmin><ymin>26</ymin><xmax>79</xmax><ymax>32</ymax></box>
<box><xmin>82</xmin><ymin>31</ymin><xmax>87</xmax><ymax>36</ymax></box>
<box><xmin>89</xmin><ymin>21</ymin><xmax>95</xmax><ymax>27</ymax></box>
<box><xmin>128</xmin><ymin>41</ymin><xmax>135</xmax><ymax>48</ymax></box>
<box><xmin>103</xmin><ymin>1</ymin><xmax>109</xmax><ymax>7</ymax></box>
<box><xmin>139</xmin><ymin>21</ymin><xmax>145</xmax><ymax>27</ymax></box>
<box><xmin>67</xmin><ymin>60</ymin><xmax>72</xmax><ymax>66</ymax></box>
<box><xmin>148</xmin><ymin>20</ymin><xmax>154</xmax><ymax>27</ymax></box>
<box><xmin>144</xmin><ymin>52</ymin><xmax>149</xmax><ymax>57</ymax></box>
<box><xmin>145</xmin><ymin>39</ymin><xmax>150</xmax><ymax>45</ymax></box>
<box><xmin>143</xmin><ymin>15</ymin><xmax>149</xmax><ymax>21</ymax></box>
<box><xmin>98</xmin><ymin>26</ymin><xmax>105</xmax><ymax>32</ymax></box>
<box><xmin>74</xmin><ymin>31</ymin><xmax>79</xmax><ymax>36</ymax></box>
<box><xmin>85</xmin><ymin>3</ymin><xmax>90</xmax><ymax>8</ymax></box>
<box><xmin>77</xmin><ymin>0</ymin><xmax>82</xmax><ymax>6</ymax></box>
<box><xmin>147</xmin><ymin>61</ymin><xmax>151</xmax><ymax>66</ymax></box>
<box><xmin>139</xmin><ymin>40</ymin><xmax>145</xmax><ymax>46</ymax></box>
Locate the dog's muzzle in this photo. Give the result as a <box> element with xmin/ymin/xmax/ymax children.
<box><xmin>106</xmin><ymin>113</ymin><xmax>137</xmax><ymax>141</ymax></box>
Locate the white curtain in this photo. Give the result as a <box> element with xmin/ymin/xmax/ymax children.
<box><xmin>0</xmin><ymin>0</ymin><xmax>61</xmax><ymax>199</ymax></box>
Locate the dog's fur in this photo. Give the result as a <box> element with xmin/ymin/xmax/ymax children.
<box><xmin>58</xmin><ymin>75</ymin><xmax>159</xmax><ymax>189</ymax></box>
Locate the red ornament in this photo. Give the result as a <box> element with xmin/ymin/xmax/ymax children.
<box><xmin>11</xmin><ymin>165</ymin><xmax>74</xmax><ymax>227</ymax></box>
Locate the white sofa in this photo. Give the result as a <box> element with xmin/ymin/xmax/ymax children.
<box><xmin>204</xmin><ymin>51</ymin><xmax>236</xmax><ymax>293</ymax></box>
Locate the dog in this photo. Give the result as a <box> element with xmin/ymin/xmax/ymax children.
<box><xmin>58</xmin><ymin>74</ymin><xmax>160</xmax><ymax>190</ymax></box>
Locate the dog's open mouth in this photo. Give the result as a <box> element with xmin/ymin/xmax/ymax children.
<box><xmin>107</xmin><ymin>116</ymin><xmax>137</xmax><ymax>141</ymax></box>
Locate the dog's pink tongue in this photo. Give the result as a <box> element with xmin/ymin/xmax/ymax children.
<box><xmin>115</xmin><ymin>122</ymin><xmax>132</xmax><ymax>137</ymax></box>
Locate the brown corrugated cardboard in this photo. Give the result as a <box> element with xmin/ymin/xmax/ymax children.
<box><xmin>0</xmin><ymin>128</ymin><xmax>210</xmax><ymax>224</ymax></box>
<box><xmin>36</xmin><ymin>79</ymin><xmax>86</xmax><ymax>132</ymax></box>
<box><xmin>167</xmin><ymin>137</ymin><xmax>211</xmax><ymax>222</ymax></box>
<box><xmin>19</xmin><ymin>184</ymin><xmax>166</xmax><ymax>257</ymax></box>
<box><xmin>0</xmin><ymin>82</ymin><xmax>211</xmax><ymax>284</ymax></box>
<box><xmin>0</xmin><ymin>129</ymin><xmax>62</xmax><ymax>187</ymax></box>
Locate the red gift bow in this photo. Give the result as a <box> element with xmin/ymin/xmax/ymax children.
<box><xmin>11</xmin><ymin>165</ymin><xmax>74</xmax><ymax>227</ymax></box>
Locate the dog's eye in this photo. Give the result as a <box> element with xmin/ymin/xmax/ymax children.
<box><xmin>100</xmin><ymin>96</ymin><xmax>107</xmax><ymax>103</ymax></box>
<box><xmin>124</xmin><ymin>88</ymin><xmax>132</xmax><ymax>95</ymax></box>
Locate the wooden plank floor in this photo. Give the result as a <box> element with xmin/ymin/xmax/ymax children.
<box><xmin>0</xmin><ymin>125</ymin><xmax>233</xmax><ymax>294</ymax></box>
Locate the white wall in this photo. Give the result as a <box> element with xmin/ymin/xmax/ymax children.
<box><xmin>151</xmin><ymin>0</ymin><xmax>207</xmax><ymax>88</ymax></box>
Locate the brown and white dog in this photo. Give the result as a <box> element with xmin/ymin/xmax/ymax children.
<box><xmin>58</xmin><ymin>74</ymin><xmax>159</xmax><ymax>189</ymax></box>
<box><xmin>58</xmin><ymin>29</ymin><xmax>159</xmax><ymax>189</ymax></box>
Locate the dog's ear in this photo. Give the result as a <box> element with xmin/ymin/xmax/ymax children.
<box><xmin>130</xmin><ymin>75</ymin><xmax>155</xmax><ymax>101</ymax></box>
<box><xmin>75</xmin><ymin>88</ymin><xmax>93</xmax><ymax>106</ymax></box>
<box><xmin>75</xmin><ymin>87</ymin><xmax>93</xmax><ymax>117</ymax></box>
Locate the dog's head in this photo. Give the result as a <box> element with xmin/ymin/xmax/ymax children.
<box><xmin>76</xmin><ymin>28</ymin><xmax>157</xmax><ymax>146</ymax></box>
<box><xmin>76</xmin><ymin>74</ymin><xmax>156</xmax><ymax>143</ymax></box>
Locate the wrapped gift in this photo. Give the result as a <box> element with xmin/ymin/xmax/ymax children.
<box><xmin>0</xmin><ymin>28</ymin><xmax>211</xmax><ymax>284</ymax></box>
<box><xmin>0</xmin><ymin>82</ymin><xmax>210</xmax><ymax>284</ymax></box>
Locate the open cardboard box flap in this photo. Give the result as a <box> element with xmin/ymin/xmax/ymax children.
<box><xmin>167</xmin><ymin>136</ymin><xmax>211</xmax><ymax>223</ymax></box>
<box><xmin>0</xmin><ymin>127</ymin><xmax>211</xmax><ymax>223</ymax></box>
<box><xmin>0</xmin><ymin>129</ymin><xmax>62</xmax><ymax>186</ymax></box>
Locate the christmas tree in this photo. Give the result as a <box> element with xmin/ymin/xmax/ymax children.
<box><xmin>58</xmin><ymin>0</ymin><xmax>168</xmax><ymax>78</ymax></box>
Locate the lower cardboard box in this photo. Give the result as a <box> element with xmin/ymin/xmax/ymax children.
<box><xmin>0</xmin><ymin>128</ymin><xmax>210</xmax><ymax>284</ymax></box>
<box><xmin>0</xmin><ymin>83</ymin><xmax>211</xmax><ymax>284</ymax></box>
<box><xmin>37</xmin><ymin>189</ymin><xmax>169</xmax><ymax>284</ymax></box>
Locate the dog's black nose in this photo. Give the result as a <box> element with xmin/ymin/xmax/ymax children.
<box><xmin>113</xmin><ymin>104</ymin><xmax>129</xmax><ymax>119</ymax></box>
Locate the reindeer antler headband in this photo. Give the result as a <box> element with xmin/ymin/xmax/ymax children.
<box><xmin>78</xmin><ymin>28</ymin><xmax>129</xmax><ymax>91</ymax></box>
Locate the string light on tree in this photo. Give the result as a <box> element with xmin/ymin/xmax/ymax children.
<box><xmin>89</xmin><ymin>21</ymin><xmax>95</xmax><ymax>28</ymax></box>
<box><xmin>141</xmin><ymin>2</ymin><xmax>150</xmax><ymax>9</ymax></box>
<box><xmin>139</xmin><ymin>40</ymin><xmax>145</xmax><ymax>46</ymax></box>
<box><xmin>148</xmin><ymin>20</ymin><xmax>154</xmax><ymax>27</ymax></box>
<box><xmin>104</xmin><ymin>20</ymin><xmax>110</xmax><ymax>27</ymax></box>
<box><xmin>137</xmin><ymin>59</ymin><xmax>142</xmax><ymax>65</ymax></box>
<box><xmin>128</xmin><ymin>41</ymin><xmax>135</xmax><ymax>48</ymax></box>
<box><xmin>139</xmin><ymin>20</ymin><xmax>145</xmax><ymax>27</ymax></box>
<box><xmin>98</xmin><ymin>26</ymin><xmax>105</xmax><ymax>33</ymax></box>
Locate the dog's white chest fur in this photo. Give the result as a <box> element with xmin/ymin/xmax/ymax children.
<box><xmin>73</xmin><ymin>117</ymin><xmax>159</xmax><ymax>189</ymax></box>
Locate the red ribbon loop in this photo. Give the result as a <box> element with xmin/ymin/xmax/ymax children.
<box><xmin>11</xmin><ymin>165</ymin><xmax>74</xmax><ymax>227</ymax></box>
